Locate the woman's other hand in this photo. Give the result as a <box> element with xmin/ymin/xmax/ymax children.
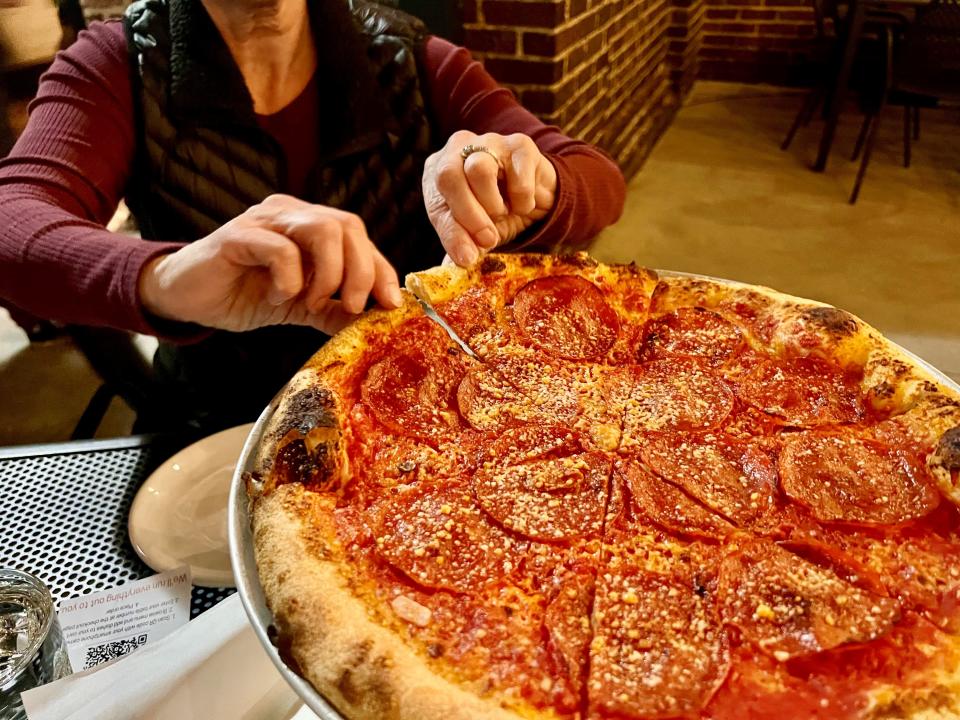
<box><xmin>137</xmin><ymin>194</ymin><xmax>403</xmax><ymax>334</ymax></box>
<box><xmin>423</xmin><ymin>130</ymin><xmax>558</xmax><ymax>267</ymax></box>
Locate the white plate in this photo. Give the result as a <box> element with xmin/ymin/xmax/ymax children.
<box><xmin>129</xmin><ymin>423</ymin><xmax>254</xmax><ymax>588</ymax></box>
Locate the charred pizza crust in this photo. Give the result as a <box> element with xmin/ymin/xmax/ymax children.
<box><xmin>249</xmin><ymin>293</ymin><xmax>425</xmax><ymax>496</ymax></box>
<box><xmin>249</xmin><ymin>254</ymin><xmax>960</xmax><ymax>720</ymax></box>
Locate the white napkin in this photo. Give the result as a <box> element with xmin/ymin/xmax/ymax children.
<box><xmin>21</xmin><ymin>594</ymin><xmax>319</xmax><ymax>720</ymax></box>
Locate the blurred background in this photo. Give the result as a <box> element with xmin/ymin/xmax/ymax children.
<box><xmin>1</xmin><ymin>0</ymin><xmax>958</xmax><ymax>445</ymax></box>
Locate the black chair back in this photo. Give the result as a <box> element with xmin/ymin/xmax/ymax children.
<box><xmin>896</xmin><ymin>0</ymin><xmax>960</xmax><ymax>99</ymax></box>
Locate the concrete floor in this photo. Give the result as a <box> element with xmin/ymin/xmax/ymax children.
<box><xmin>1</xmin><ymin>81</ymin><xmax>958</xmax><ymax>446</ymax></box>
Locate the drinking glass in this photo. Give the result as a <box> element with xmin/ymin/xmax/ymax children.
<box><xmin>0</xmin><ymin>569</ymin><xmax>71</xmax><ymax>720</ymax></box>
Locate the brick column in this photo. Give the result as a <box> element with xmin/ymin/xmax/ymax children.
<box><xmin>462</xmin><ymin>0</ymin><xmax>680</xmax><ymax>179</ymax></box>
<box><xmin>667</xmin><ymin>0</ymin><xmax>706</xmax><ymax>95</ymax></box>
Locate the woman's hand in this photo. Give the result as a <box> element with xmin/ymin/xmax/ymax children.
<box><xmin>423</xmin><ymin>130</ymin><xmax>557</xmax><ymax>266</ymax></box>
<box><xmin>138</xmin><ymin>194</ymin><xmax>403</xmax><ymax>334</ymax></box>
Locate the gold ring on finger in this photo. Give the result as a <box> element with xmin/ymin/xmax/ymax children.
<box><xmin>460</xmin><ymin>144</ymin><xmax>501</xmax><ymax>168</ymax></box>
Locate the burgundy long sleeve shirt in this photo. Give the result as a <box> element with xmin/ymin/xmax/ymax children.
<box><xmin>0</xmin><ymin>21</ymin><xmax>626</xmax><ymax>336</ymax></box>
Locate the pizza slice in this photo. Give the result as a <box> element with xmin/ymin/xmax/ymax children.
<box><xmin>254</xmin><ymin>483</ymin><xmax>558</xmax><ymax>719</ymax></box>
<box><xmin>587</xmin><ymin>527</ymin><xmax>730</xmax><ymax>720</ymax></box>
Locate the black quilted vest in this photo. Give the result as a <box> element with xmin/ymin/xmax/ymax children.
<box><xmin>122</xmin><ymin>0</ymin><xmax>443</xmax><ymax>432</ymax></box>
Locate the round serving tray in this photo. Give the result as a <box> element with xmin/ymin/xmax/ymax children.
<box><xmin>227</xmin><ymin>270</ymin><xmax>960</xmax><ymax>720</ymax></box>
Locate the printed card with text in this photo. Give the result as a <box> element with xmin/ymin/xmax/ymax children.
<box><xmin>56</xmin><ymin>567</ymin><xmax>191</xmax><ymax>671</ymax></box>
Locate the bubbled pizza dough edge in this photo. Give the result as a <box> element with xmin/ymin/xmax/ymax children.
<box><xmin>252</xmin><ymin>484</ymin><xmax>559</xmax><ymax>720</ymax></box>
<box><xmin>654</xmin><ymin>274</ymin><xmax>960</xmax><ymax>446</ymax></box>
<box><xmin>404</xmin><ymin>251</ymin><xmax>658</xmax><ymax>307</ymax></box>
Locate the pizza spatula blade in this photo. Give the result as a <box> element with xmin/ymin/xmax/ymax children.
<box><xmin>417</xmin><ymin>298</ymin><xmax>478</xmax><ymax>359</ymax></box>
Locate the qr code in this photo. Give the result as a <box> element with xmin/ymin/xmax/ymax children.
<box><xmin>83</xmin><ymin>634</ymin><xmax>149</xmax><ymax>669</ymax></box>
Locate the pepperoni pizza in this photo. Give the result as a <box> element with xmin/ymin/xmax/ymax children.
<box><xmin>247</xmin><ymin>253</ymin><xmax>960</xmax><ymax>720</ymax></box>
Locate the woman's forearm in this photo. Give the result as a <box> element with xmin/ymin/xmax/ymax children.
<box><xmin>0</xmin><ymin>21</ymin><xmax>178</xmax><ymax>332</ymax></box>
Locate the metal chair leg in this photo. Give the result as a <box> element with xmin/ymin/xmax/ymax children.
<box><xmin>782</xmin><ymin>88</ymin><xmax>821</xmax><ymax>151</ymax></box>
<box><xmin>801</xmin><ymin>86</ymin><xmax>823</xmax><ymax>126</ymax></box>
<box><xmin>850</xmin><ymin>111</ymin><xmax>882</xmax><ymax>204</ymax></box>
<box><xmin>903</xmin><ymin>105</ymin><xmax>911</xmax><ymax>168</ymax></box>
<box><xmin>851</xmin><ymin>113</ymin><xmax>873</xmax><ymax>161</ymax></box>
<box><xmin>850</xmin><ymin>24</ymin><xmax>893</xmax><ymax>204</ymax></box>
<box><xmin>71</xmin><ymin>384</ymin><xmax>116</xmax><ymax>440</ymax></box>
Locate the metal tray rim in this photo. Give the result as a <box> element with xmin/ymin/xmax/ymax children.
<box><xmin>228</xmin><ymin>402</ymin><xmax>345</xmax><ymax>720</ymax></box>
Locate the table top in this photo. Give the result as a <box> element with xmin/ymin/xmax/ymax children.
<box><xmin>0</xmin><ymin>435</ymin><xmax>234</xmax><ymax>619</ymax></box>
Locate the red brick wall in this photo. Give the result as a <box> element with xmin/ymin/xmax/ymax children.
<box><xmin>457</xmin><ymin>0</ymin><xmax>815</xmax><ymax>175</ymax></box>
<box><xmin>697</xmin><ymin>0</ymin><xmax>815</xmax><ymax>83</ymax></box>
<box><xmin>462</xmin><ymin>0</ymin><xmax>680</xmax><ymax>178</ymax></box>
<box><xmin>668</xmin><ymin>0</ymin><xmax>707</xmax><ymax>95</ymax></box>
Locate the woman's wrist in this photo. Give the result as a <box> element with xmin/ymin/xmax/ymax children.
<box><xmin>137</xmin><ymin>253</ymin><xmax>173</xmax><ymax>320</ymax></box>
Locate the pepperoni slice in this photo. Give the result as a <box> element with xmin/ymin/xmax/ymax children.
<box><xmin>456</xmin><ymin>365</ymin><xmax>536</xmax><ymax>431</ymax></box>
<box><xmin>361</xmin><ymin>349</ymin><xmax>462</xmax><ymax>439</ymax></box>
<box><xmin>473</xmin><ymin>451</ymin><xmax>610</xmax><ymax>541</ymax></box>
<box><xmin>618</xmin><ymin>459</ymin><xmax>733</xmax><ymax>540</ymax></box>
<box><xmin>545</xmin><ymin>569</ymin><xmax>594</xmax><ymax>700</ymax></box>
<box><xmin>800</xmin><ymin>527</ymin><xmax>960</xmax><ymax>633</ymax></box>
<box><xmin>780</xmin><ymin>433</ymin><xmax>940</xmax><ymax>526</ymax></box>
<box><xmin>641</xmin><ymin>307</ymin><xmax>743</xmax><ymax>367</ymax></box>
<box><xmin>482</xmin><ymin>351</ymin><xmax>581</xmax><ymax>426</ymax></box>
<box><xmin>641</xmin><ymin>432</ymin><xmax>778</xmax><ymax>526</ymax></box>
<box><xmin>375</xmin><ymin>485</ymin><xmax>523</xmax><ymax>592</ymax></box>
<box><xmin>737</xmin><ymin>356</ymin><xmax>864</xmax><ymax>426</ymax></box>
<box><xmin>486</xmin><ymin>424</ymin><xmax>585</xmax><ymax>466</ymax></box>
<box><xmin>353</xmin><ymin>436</ymin><xmax>440</xmax><ymax>488</ymax></box>
<box><xmin>588</xmin><ymin>567</ymin><xmax>730</xmax><ymax>719</ymax></box>
<box><xmin>620</xmin><ymin>359</ymin><xmax>734</xmax><ymax>446</ymax></box>
<box><xmin>862</xmin><ymin>533</ymin><xmax>960</xmax><ymax>633</ymax></box>
<box><xmin>513</xmin><ymin>275</ymin><xmax>620</xmax><ymax>360</ymax></box>
<box><xmin>346</xmin><ymin>402</ymin><xmax>484</xmax><ymax>501</ymax></box>
<box><xmin>718</xmin><ymin>539</ymin><xmax>900</xmax><ymax>661</ymax></box>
